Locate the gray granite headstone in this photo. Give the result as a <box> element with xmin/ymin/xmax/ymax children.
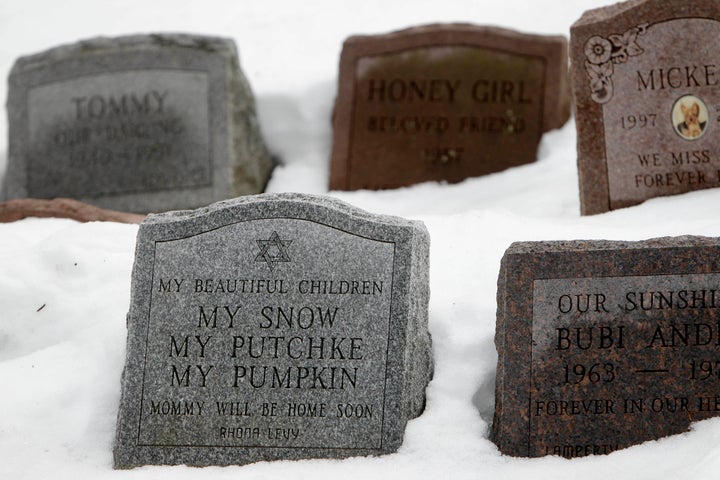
<box><xmin>5</xmin><ymin>34</ymin><xmax>273</xmax><ymax>213</ymax></box>
<box><xmin>493</xmin><ymin>236</ymin><xmax>720</xmax><ymax>458</ymax></box>
<box><xmin>113</xmin><ymin>193</ymin><xmax>432</xmax><ymax>468</ymax></box>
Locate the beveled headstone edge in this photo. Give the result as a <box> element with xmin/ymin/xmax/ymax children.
<box><xmin>140</xmin><ymin>192</ymin><xmax>426</xmax><ymax>231</ymax></box>
<box><xmin>9</xmin><ymin>33</ymin><xmax>237</xmax><ymax>74</ymax></box>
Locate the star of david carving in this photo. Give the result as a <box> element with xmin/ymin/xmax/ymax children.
<box><xmin>255</xmin><ymin>231</ymin><xmax>292</xmax><ymax>272</ymax></box>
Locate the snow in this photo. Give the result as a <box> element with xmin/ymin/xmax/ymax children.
<box><xmin>3</xmin><ymin>1</ymin><xmax>720</xmax><ymax>478</ymax></box>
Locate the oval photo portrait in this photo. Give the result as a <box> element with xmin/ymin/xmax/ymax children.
<box><xmin>672</xmin><ymin>94</ymin><xmax>709</xmax><ymax>140</ymax></box>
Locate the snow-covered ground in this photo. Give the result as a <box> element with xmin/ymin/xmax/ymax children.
<box><xmin>3</xmin><ymin>1</ymin><xmax>720</xmax><ymax>478</ymax></box>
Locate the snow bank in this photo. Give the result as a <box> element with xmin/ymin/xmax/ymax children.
<box><xmin>3</xmin><ymin>1</ymin><xmax>720</xmax><ymax>478</ymax></box>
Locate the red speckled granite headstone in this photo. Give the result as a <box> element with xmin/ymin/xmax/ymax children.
<box><xmin>572</xmin><ymin>0</ymin><xmax>720</xmax><ymax>215</ymax></box>
<box><xmin>330</xmin><ymin>24</ymin><xmax>570</xmax><ymax>191</ymax></box>
<box><xmin>493</xmin><ymin>236</ymin><xmax>720</xmax><ymax>458</ymax></box>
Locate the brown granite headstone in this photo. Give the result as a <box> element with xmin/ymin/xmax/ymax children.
<box><xmin>572</xmin><ymin>0</ymin><xmax>720</xmax><ymax>215</ymax></box>
<box><xmin>330</xmin><ymin>24</ymin><xmax>570</xmax><ymax>191</ymax></box>
<box><xmin>493</xmin><ymin>236</ymin><xmax>720</xmax><ymax>458</ymax></box>
<box><xmin>0</xmin><ymin>198</ymin><xmax>145</xmax><ymax>223</ymax></box>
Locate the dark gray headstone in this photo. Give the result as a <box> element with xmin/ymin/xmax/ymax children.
<box><xmin>113</xmin><ymin>193</ymin><xmax>432</xmax><ymax>468</ymax></box>
<box><xmin>6</xmin><ymin>34</ymin><xmax>273</xmax><ymax>213</ymax></box>
<box><xmin>493</xmin><ymin>236</ymin><xmax>720</xmax><ymax>458</ymax></box>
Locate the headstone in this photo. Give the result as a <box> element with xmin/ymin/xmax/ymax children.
<box><xmin>493</xmin><ymin>236</ymin><xmax>720</xmax><ymax>458</ymax></box>
<box><xmin>0</xmin><ymin>198</ymin><xmax>145</xmax><ymax>224</ymax></box>
<box><xmin>5</xmin><ymin>34</ymin><xmax>273</xmax><ymax>213</ymax></box>
<box><xmin>572</xmin><ymin>0</ymin><xmax>720</xmax><ymax>214</ymax></box>
<box><xmin>113</xmin><ymin>193</ymin><xmax>432</xmax><ymax>468</ymax></box>
<box><xmin>330</xmin><ymin>24</ymin><xmax>570</xmax><ymax>191</ymax></box>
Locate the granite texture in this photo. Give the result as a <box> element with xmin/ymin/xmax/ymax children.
<box><xmin>493</xmin><ymin>236</ymin><xmax>720</xmax><ymax>458</ymax></box>
<box><xmin>571</xmin><ymin>0</ymin><xmax>720</xmax><ymax>215</ymax></box>
<box><xmin>6</xmin><ymin>34</ymin><xmax>273</xmax><ymax>213</ymax></box>
<box><xmin>114</xmin><ymin>193</ymin><xmax>432</xmax><ymax>468</ymax></box>
<box><xmin>330</xmin><ymin>23</ymin><xmax>570</xmax><ymax>191</ymax></box>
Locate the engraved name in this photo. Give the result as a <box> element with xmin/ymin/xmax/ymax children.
<box><xmin>366</xmin><ymin>78</ymin><xmax>532</xmax><ymax>104</ymax></box>
<box><xmin>636</xmin><ymin>64</ymin><xmax>719</xmax><ymax>91</ymax></box>
<box><xmin>72</xmin><ymin>90</ymin><xmax>168</xmax><ymax>119</ymax></box>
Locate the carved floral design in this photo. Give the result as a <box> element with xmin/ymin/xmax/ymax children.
<box><xmin>584</xmin><ymin>23</ymin><xmax>648</xmax><ymax>104</ymax></box>
<box><xmin>585</xmin><ymin>36</ymin><xmax>612</xmax><ymax>64</ymax></box>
